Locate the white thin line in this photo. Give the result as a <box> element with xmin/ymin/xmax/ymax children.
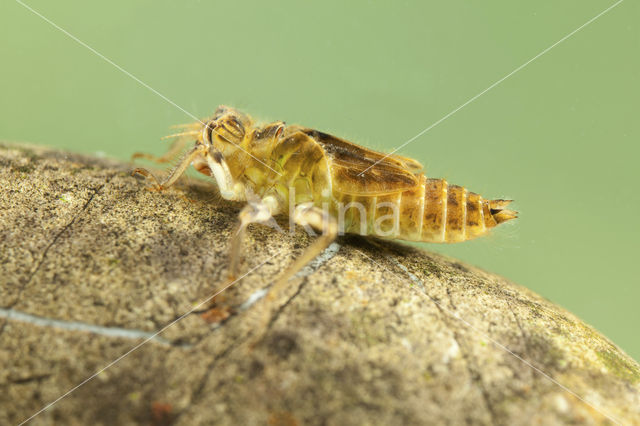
<box><xmin>0</xmin><ymin>308</ymin><xmax>179</xmax><ymax>346</ymax></box>
<box><xmin>357</xmin><ymin>250</ymin><xmax>622</xmax><ymax>425</ymax></box>
<box><xmin>239</xmin><ymin>242</ymin><xmax>342</xmax><ymax>311</ymax></box>
<box><xmin>358</xmin><ymin>0</ymin><xmax>624</xmax><ymax>177</ymax></box>
<box><xmin>17</xmin><ymin>254</ymin><xmax>278</xmax><ymax>426</ymax></box>
<box><xmin>14</xmin><ymin>0</ymin><xmax>283</xmax><ymax>177</ymax></box>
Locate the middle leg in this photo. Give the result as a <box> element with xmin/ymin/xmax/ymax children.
<box><xmin>252</xmin><ymin>203</ymin><xmax>338</xmax><ymax>337</ymax></box>
<box><xmin>228</xmin><ymin>196</ymin><xmax>280</xmax><ymax>280</ymax></box>
<box><xmin>200</xmin><ymin>196</ymin><xmax>279</xmax><ymax>322</ymax></box>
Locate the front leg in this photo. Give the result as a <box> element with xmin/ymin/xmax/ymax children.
<box><xmin>131</xmin><ymin>134</ymin><xmax>194</xmax><ymax>164</ymax></box>
<box><xmin>132</xmin><ymin>144</ymin><xmax>206</xmax><ymax>190</ymax></box>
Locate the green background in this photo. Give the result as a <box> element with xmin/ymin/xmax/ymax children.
<box><xmin>2</xmin><ymin>1</ymin><xmax>638</xmax><ymax>360</ymax></box>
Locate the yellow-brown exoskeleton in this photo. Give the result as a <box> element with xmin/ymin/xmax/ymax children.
<box><xmin>132</xmin><ymin>106</ymin><xmax>517</xmax><ymax>326</ymax></box>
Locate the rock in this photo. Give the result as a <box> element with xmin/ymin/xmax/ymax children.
<box><xmin>0</xmin><ymin>144</ymin><xmax>638</xmax><ymax>425</ymax></box>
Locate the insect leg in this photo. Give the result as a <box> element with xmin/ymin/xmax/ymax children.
<box><xmin>228</xmin><ymin>197</ymin><xmax>279</xmax><ymax>279</ymax></box>
<box><xmin>200</xmin><ymin>196</ymin><xmax>280</xmax><ymax>322</ymax></box>
<box><xmin>131</xmin><ymin>135</ymin><xmax>193</xmax><ymax>164</ymax></box>
<box><xmin>132</xmin><ymin>144</ymin><xmax>204</xmax><ymax>190</ymax></box>
<box><xmin>255</xmin><ymin>204</ymin><xmax>337</xmax><ymax>335</ymax></box>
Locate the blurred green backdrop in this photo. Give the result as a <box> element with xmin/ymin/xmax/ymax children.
<box><xmin>1</xmin><ymin>1</ymin><xmax>638</xmax><ymax>360</ymax></box>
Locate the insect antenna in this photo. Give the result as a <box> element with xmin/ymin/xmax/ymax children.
<box><xmin>160</xmin><ymin>130</ymin><xmax>201</xmax><ymax>140</ymax></box>
<box><xmin>169</xmin><ymin>122</ymin><xmax>202</xmax><ymax>130</ymax></box>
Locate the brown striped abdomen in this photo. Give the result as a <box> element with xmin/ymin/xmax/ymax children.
<box><xmin>332</xmin><ymin>176</ymin><xmax>516</xmax><ymax>242</ymax></box>
<box><xmin>333</xmin><ymin>176</ymin><xmax>517</xmax><ymax>242</ymax></box>
<box><xmin>413</xmin><ymin>178</ymin><xmax>516</xmax><ymax>242</ymax></box>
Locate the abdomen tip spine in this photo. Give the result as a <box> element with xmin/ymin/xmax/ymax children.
<box><xmin>488</xmin><ymin>199</ymin><xmax>518</xmax><ymax>225</ymax></box>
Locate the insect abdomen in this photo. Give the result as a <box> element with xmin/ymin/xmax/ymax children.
<box><xmin>354</xmin><ymin>176</ymin><xmax>516</xmax><ymax>242</ymax></box>
<box><xmin>413</xmin><ymin>178</ymin><xmax>516</xmax><ymax>242</ymax></box>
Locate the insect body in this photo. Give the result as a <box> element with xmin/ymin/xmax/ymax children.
<box><xmin>298</xmin><ymin>128</ymin><xmax>517</xmax><ymax>243</ymax></box>
<box><xmin>133</xmin><ymin>106</ymin><xmax>516</xmax><ymax>315</ymax></box>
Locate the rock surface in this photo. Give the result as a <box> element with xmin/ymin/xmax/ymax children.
<box><xmin>0</xmin><ymin>144</ymin><xmax>639</xmax><ymax>425</ymax></box>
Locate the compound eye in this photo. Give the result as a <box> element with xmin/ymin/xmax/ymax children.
<box><xmin>216</xmin><ymin>116</ymin><xmax>245</xmax><ymax>144</ymax></box>
<box><xmin>254</xmin><ymin>122</ymin><xmax>285</xmax><ymax>141</ymax></box>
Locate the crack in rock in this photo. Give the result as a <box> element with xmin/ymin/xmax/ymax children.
<box><xmin>373</xmin><ymin>246</ymin><xmax>500</xmax><ymax>423</ymax></box>
<box><xmin>238</xmin><ymin>242</ymin><xmax>341</xmax><ymax>312</ymax></box>
<box><xmin>6</xmin><ymin>180</ymin><xmax>108</xmax><ymax>309</ymax></box>
<box><xmin>175</xmin><ymin>242</ymin><xmax>343</xmax><ymax>420</ymax></box>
